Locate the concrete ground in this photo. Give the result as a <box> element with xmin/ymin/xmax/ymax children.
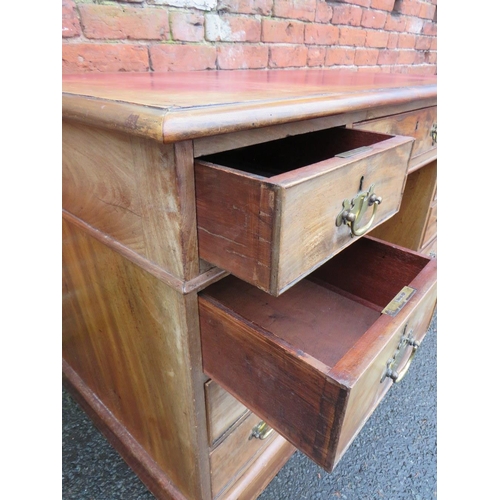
<box><xmin>62</xmin><ymin>312</ymin><xmax>437</xmax><ymax>500</ymax></box>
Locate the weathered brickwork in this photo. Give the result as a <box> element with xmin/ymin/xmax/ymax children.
<box><xmin>62</xmin><ymin>0</ymin><xmax>437</xmax><ymax>74</ymax></box>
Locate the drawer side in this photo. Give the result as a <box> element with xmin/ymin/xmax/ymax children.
<box><xmin>199</xmin><ymin>296</ymin><xmax>347</xmax><ymax>471</ymax></box>
<box><xmin>195</xmin><ymin>163</ymin><xmax>277</xmax><ymax>293</ymax></box>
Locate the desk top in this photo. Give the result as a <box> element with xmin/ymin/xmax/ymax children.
<box><xmin>62</xmin><ymin>70</ymin><xmax>437</xmax><ymax>143</ymax></box>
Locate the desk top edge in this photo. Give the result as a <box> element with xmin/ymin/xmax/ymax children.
<box><xmin>62</xmin><ymin>69</ymin><xmax>437</xmax><ymax>143</ymax></box>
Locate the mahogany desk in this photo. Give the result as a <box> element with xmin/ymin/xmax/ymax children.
<box><xmin>62</xmin><ymin>70</ymin><xmax>437</xmax><ymax>499</ymax></box>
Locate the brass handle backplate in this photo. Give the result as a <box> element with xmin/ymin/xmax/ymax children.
<box><xmin>430</xmin><ymin>123</ymin><xmax>437</xmax><ymax>145</ymax></box>
<box><xmin>383</xmin><ymin>326</ymin><xmax>420</xmax><ymax>384</ymax></box>
<box><xmin>336</xmin><ymin>183</ymin><xmax>382</xmax><ymax>237</ymax></box>
<box><xmin>249</xmin><ymin>421</ymin><xmax>273</xmax><ymax>440</ymax></box>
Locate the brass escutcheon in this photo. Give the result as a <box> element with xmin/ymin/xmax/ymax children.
<box><xmin>249</xmin><ymin>420</ymin><xmax>274</xmax><ymax>440</ymax></box>
<box><xmin>335</xmin><ymin>183</ymin><xmax>382</xmax><ymax>237</ymax></box>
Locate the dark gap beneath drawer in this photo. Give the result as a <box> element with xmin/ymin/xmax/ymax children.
<box><xmin>198</xmin><ymin>127</ymin><xmax>392</xmax><ymax>177</ymax></box>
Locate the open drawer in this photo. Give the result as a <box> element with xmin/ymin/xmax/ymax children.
<box><xmin>195</xmin><ymin>127</ymin><xmax>414</xmax><ymax>296</ymax></box>
<box><xmin>199</xmin><ymin>236</ymin><xmax>437</xmax><ymax>471</ymax></box>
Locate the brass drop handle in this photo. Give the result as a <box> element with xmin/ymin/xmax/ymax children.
<box><xmin>336</xmin><ymin>184</ymin><xmax>382</xmax><ymax>237</ymax></box>
<box><xmin>384</xmin><ymin>329</ymin><xmax>420</xmax><ymax>384</ymax></box>
<box><xmin>249</xmin><ymin>421</ymin><xmax>274</xmax><ymax>440</ymax></box>
<box><xmin>430</xmin><ymin>123</ymin><xmax>437</xmax><ymax>145</ymax></box>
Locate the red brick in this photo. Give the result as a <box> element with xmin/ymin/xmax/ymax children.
<box><xmin>335</xmin><ymin>0</ymin><xmax>370</xmax><ymax>7</ymax></box>
<box><xmin>419</xmin><ymin>1</ymin><xmax>436</xmax><ymax>19</ymax></box>
<box><xmin>62</xmin><ymin>0</ymin><xmax>81</xmax><ymax>38</ymax></box>
<box><xmin>150</xmin><ymin>44</ymin><xmax>216</xmax><ymax>71</ymax></box>
<box><xmin>393</xmin><ymin>0</ymin><xmax>421</xmax><ymax>16</ymax></box>
<box><xmin>304</xmin><ymin>23</ymin><xmax>339</xmax><ymax>45</ymax></box>
<box><xmin>385</xmin><ymin>14</ymin><xmax>407</xmax><ymax>32</ymax></box>
<box><xmin>205</xmin><ymin>14</ymin><xmax>261</xmax><ymax>42</ymax></box>
<box><xmin>325</xmin><ymin>47</ymin><xmax>355</xmax><ymax>65</ymax></box>
<box><xmin>387</xmin><ymin>32</ymin><xmax>399</xmax><ymax>48</ymax></box>
<box><xmin>365</xmin><ymin>30</ymin><xmax>389</xmax><ymax>48</ymax></box>
<box><xmin>273</xmin><ymin>0</ymin><xmax>316</xmax><ymax>22</ymax></box>
<box><xmin>62</xmin><ymin>43</ymin><xmax>149</xmax><ymax>73</ymax></box>
<box><xmin>425</xmin><ymin>51</ymin><xmax>437</xmax><ymax>64</ymax></box>
<box><xmin>262</xmin><ymin>18</ymin><xmax>305</xmax><ymax>43</ymax></box>
<box><xmin>413</xmin><ymin>51</ymin><xmax>425</xmax><ymax>64</ymax></box>
<box><xmin>170</xmin><ymin>11</ymin><xmax>204</xmax><ymax>42</ymax></box>
<box><xmin>217</xmin><ymin>44</ymin><xmax>268</xmax><ymax>69</ymax></box>
<box><xmin>398</xmin><ymin>33</ymin><xmax>416</xmax><ymax>48</ymax></box>
<box><xmin>269</xmin><ymin>45</ymin><xmax>308</xmax><ymax>67</ymax></box>
<box><xmin>315</xmin><ymin>1</ymin><xmax>333</xmax><ymax>23</ymax></box>
<box><xmin>397</xmin><ymin>50</ymin><xmax>416</xmax><ymax>64</ymax></box>
<box><xmin>361</xmin><ymin>10</ymin><xmax>387</xmax><ymax>29</ymax></box>
<box><xmin>308</xmin><ymin>46</ymin><xmax>326</xmax><ymax>66</ymax></box>
<box><xmin>150</xmin><ymin>0</ymin><xmax>216</xmax><ymax>9</ymax></box>
<box><xmin>370</xmin><ymin>0</ymin><xmax>396</xmax><ymax>11</ymax></box>
<box><xmin>415</xmin><ymin>35</ymin><xmax>431</xmax><ymax>50</ymax></box>
<box><xmin>407</xmin><ymin>64</ymin><xmax>436</xmax><ymax>75</ymax></box>
<box><xmin>406</xmin><ymin>16</ymin><xmax>424</xmax><ymax>33</ymax></box>
<box><xmin>422</xmin><ymin>20</ymin><xmax>437</xmax><ymax>36</ymax></box>
<box><xmin>339</xmin><ymin>27</ymin><xmax>367</xmax><ymax>46</ymax></box>
<box><xmin>354</xmin><ymin>48</ymin><xmax>379</xmax><ymax>65</ymax></box>
<box><xmin>79</xmin><ymin>5</ymin><xmax>169</xmax><ymax>40</ymax></box>
<box><xmin>430</xmin><ymin>36</ymin><xmax>437</xmax><ymax>50</ymax></box>
<box><xmin>378</xmin><ymin>49</ymin><xmax>398</xmax><ymax>65</ymax></box>
<box><xmin>217</xmin><ymin>0</ymin><xmax>273</xmax><ymax>15</ymax></box>
<box><xmin>331</xmin><ymin>5</ymin><xmax>362</xmax><ymax>26</ymax></box>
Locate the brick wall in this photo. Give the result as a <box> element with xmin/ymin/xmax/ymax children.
<box><xmin>62</xmin><ymin>0</ymin><xmax>437</xmax><ymax>74</ymax></box>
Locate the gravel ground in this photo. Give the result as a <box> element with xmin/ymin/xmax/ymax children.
<box><xmin>62</xmin><ymin>312</ymin><xmax>437</xmax><ymax>500</ymax></box>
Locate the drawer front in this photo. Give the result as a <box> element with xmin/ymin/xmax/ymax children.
<box><xmin>206</xmin><ymin>380</ymin><xmax>249</xmax><ymax>447</ymax></box>
<box><xmin>353</xmin><ymin>106</ymin><xmax>437</xmax><ymax>160</ymax></box>
<box><xmin>196</xmin><ymin>127</ymin><xmax>413</xmax><ymax>296</ymax></box>
<box><xmin>422</xmin><ymin>203</ymin><xmax>437</xmax><ymax>248</ymax></box>
<box><xmin>210</xmin><ymin>412</ymin><xmax>279</xmax><ymax>498</ymax></box>
<box><xmin>199</xmin><ymin>237</ymin><xmax>437</xmax><ymax>471</ymax></box>
<box><xmin>334</xmin><ymin>288</ymin><xmax>437</xmax><ymax>462</ymax></box>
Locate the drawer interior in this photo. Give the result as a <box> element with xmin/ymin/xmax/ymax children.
<box><xmin>202</xmin><ymin>237</ymin><xmax>429</xmax><ymax>368</ymax></box>
<box><xmin>199</xmin><ymin>127</ymin><xmax>394</xmax><ymax>177</ymax></box>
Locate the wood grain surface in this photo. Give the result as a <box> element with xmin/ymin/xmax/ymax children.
<box><xmin>62</xmin><ymin>70</ymin><xmax>437</xmax><ymax>143</ymax></box>
<box><xmin>62</xmin><ymin>121</ymin><xmax>199</xmax><ymax>280</ymax></box>
<box><xmin>369</xmin><ymin>160</ymin><xmax>437</xmax><ymax>251</ymax></box>
<box><xmin>353</xmin><ymin>106</ymin><xmax>437</xmax><ymax>159</ymax></box>
<box><xmin>62</xmin><ymin>218</ymin><xmax>211</xmax><ymax>500</ymax></box>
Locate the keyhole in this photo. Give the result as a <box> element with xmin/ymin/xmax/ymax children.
<box><xmin>359</xmin><ymin>176</ymin><xmax>364</xmax><ymax>191</ymax></box>
<box><xmin>415</xmin><ymin>120</ymin><xmax>419</xmax><ymax>131</ymax></box>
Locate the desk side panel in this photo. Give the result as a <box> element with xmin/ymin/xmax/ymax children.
<box><xmin>62</xmin><ymin>218</ymin><xmax>211</xmax><ymax>500</ymax></box>
<box><xmin>62</xmin><ymin>121</ymin><xmax>199</xmax><ymax>280</ymax></box>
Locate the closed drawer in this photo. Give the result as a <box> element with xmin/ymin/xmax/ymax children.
<box><xmin>199</xmin><ymin>236</ymin><xmax>437</xmax><ymax>471</ymax></box>
<box><xmin>210</xmin><ymin>412</ymin><xmax>280</xmax><ymax>498</ymax></box>
<box><xmin>422</xmin><ymin>203</ymin><xmax>437</xmax><ymax>248</ymax></box>
<box><xmin>205</xmin><ymin>379</ymin><xmax>249</xmax><ymax>447</ymax></box>
<box><xmin>353</xmin><ymin>106</ymin><xmax>437</xmax><ymax>162</ymax></box>
<box><xmin>420</xmin><ymin>236</ymin><xmax>437</xmax><ymax>258</ymax></box>
<box><xmin>196</xmin><ymin>127</ymin><xmax>413</xmax><ymax>296</ymax></box>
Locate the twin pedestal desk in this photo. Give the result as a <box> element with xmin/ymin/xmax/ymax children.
<box><xmin>62</xmin><ymin>70</ymin><xmax>437</xmax><ymax>499</ymax></box>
